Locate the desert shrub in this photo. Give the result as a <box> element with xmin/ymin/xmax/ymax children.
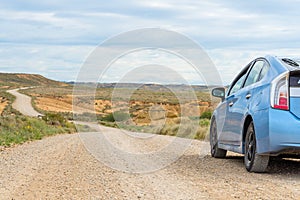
<box><xmin>42</xmin><ymin>113</ymin><xmax>67</xmax><ymax>126</ymax></box>
<box><xmin>156</xmin><ymin>122</ymin><xmax>194</xmax><ymax>138</ymax></box>
<box><xmin>99</xmin><ymin>121</ymin><xmax>117</xmax><ymax>128</ymax></box>
<box><xmin>58</xmin><ymin>112</ymin><xmax>73</xmax><ymax>120</ymax></box>
<box><xmin>101</xmin><ymin>113</ymin><xmax>115</xmax><ymax>122</ymax></box>
<box><xmin>73</xmin><ymin>112</ymin><xmax>101</xmax><ymax>122</ymax></box>
<box><xmin>101</xmin><ymin>111</ymin><xmax>130</xmax><ymax>122</ymax></box>
<box><xmin>200</xmin><ymin>111</ymin><xmax>212</xmax><ymax>119</ymax></box>
<box><xmin>194</xmin><ymin>126</ymin><xmax>209</xmax><ymax>140</ymax></box>
<box><xmin>41</xmin><ymin>112</ymin><xmax>77</xmax><ymax>133</ymax></box>
<box><xmin>113</xmin><ymin>111</ymin><xmax>130</xmax><ymax>122</ymax></box>
<box><xmin>159</xmin><ymin>124</ymin><xmax>171</xmax><ymax>136</ymax></box>
<box><xmin>0</xmin><ymin>115</ymin><xmax>77</xmax><ymax>147</ymax></box>
<box><xmin>199</xmin><ymin>119</ymin><xmax>210</xmax><ymax>127</ymax></box>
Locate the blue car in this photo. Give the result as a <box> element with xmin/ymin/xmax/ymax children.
<box><xmin>211</xmin><ymin>55</ymin><xmax>300</xmax><ymax>172</ymax></box>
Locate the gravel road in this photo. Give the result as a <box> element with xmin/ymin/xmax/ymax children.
<box><xmin>2</xmin><ymin>89</ymin><xmax>299</xmax><ymax>199</ymax></box>
<box><xmin>0</xmin><ymin>126</ymin><xmax>299</xmax><ymax>200</ymax></box>
<box><xmin>7</xmin><ymin>88</ymin><xmax>42</xmax><ymax>117</ymax></box>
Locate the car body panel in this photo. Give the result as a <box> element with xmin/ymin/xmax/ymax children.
<box><xmin>268</xmin><ymin>108</ymin><xmax>300</xmax><ymax>154</ymax></box>
<box><xmin>290</xmin><ymin>97</ymin><xmax>300</xmax><ymax>118</ymax></box>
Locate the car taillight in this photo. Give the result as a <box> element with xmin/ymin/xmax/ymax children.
<box><xmin>271</xmin><ymin>72</ymin><xmax>289</xmax><ymax>110</ymax></box>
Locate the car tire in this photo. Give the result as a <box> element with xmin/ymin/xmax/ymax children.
<box><xmin>210</xmin><ymin>118</ymin><xmax>227</xmax><ymax>158</ymax></box>
<box><xmin>244</xmin><ymin>122</ymin><xmax>269</xmax><ymax>173</ymax></box>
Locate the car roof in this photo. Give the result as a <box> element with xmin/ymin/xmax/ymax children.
<box><xmin>266</xmin><ymin>55</ymin><xmax>300</xmax><ymax>72</ymax></box>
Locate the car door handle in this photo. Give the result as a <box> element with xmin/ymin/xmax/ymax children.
<box><xmin>246</xmin><ymin>94</ymin><xmax>251</xmax><ymax>99</ymax></box>
<box><xmin>229</xmin><ymin>102</ymin><xmax>234</xmax><ymax>107</ymax></box>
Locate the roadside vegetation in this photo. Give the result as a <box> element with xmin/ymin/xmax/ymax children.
<box><xmin>0</xmin><ymin>114</ymin><xmax>76</xmax><ymax>147</ymax></box>
<box><xmin>21</xmin><ymin>84</ymin><xmax>215</xmax><ymax>141</ymax></box>
<box><xmin>99</xmin><ymin>110</ymin><xmax>212</xmax><ymax>140</ymax></box>
<box><xmin>0</xmin><ymin>88</ymin><xmax>79</xmax><ymax>147</ymax></box>
<box><xmin>0</xmin><ymin>94</ymin><xmax>77</xmax><ymax>147</ymax></box>
<box><xmin>0</xmin><ymin>106</ymin><xmax>92</xmax><ymax>147</ymax></box>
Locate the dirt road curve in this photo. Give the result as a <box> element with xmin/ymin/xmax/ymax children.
<box><xmin>7</xmin><ymin>88</ymin><xmax>42</xmax><ymax>117</ymax></box>
<box><xmin>2</xmin><ymin>89</ymin><xmax>300</xmax><ymax>199</ymax></box>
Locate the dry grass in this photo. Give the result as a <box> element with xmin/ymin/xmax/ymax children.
<box><xmin>0</xmin><ymin>98</ymin><xmax>8</xmax><ymax>114</ymax></box>
<box><xmin>35</xmin><ymin>96</ymin><xmax>73</xmax><ymax>113</ymax></box>
<box><xmin>23</xmin><ymin>85</ymin><xmax>213</xmax><ymax>140</ymax></box>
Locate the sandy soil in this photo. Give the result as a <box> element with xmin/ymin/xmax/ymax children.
<box><xmin>0</xmin><ymin>98</ymin><xmax>8</xmax><ymax>114</ymax></box>
<box><xmin>35</xmin><ymin>96</ymin><xmax>73</xmax><ymax>113</ymax></box>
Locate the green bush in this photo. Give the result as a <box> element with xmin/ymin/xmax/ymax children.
<box><xmin>199</xmin><ymin>119</ymin><xmax>210</xmax><ymax>127</ymax></box>
<box><xmin>200</xmin><ymin>111</ymin><xmax>212</xmax><ymax>119</ymax></box>
<box><xmin>114</xmin><ymin>111</ymin><xmax>130</xmax><ymax>122</ymax></box>
<box><xmin>73</xmin><ymin>112</ymin><xmax>101</xmax><ymax>122</ymax></box>
<box><xmin>0</xmin><ymin>115</ymin><xmax>77</xmax><ymax>147</ymax></box>
<box><xmin>101</xmin><ymin>111</ymin><xmax>130</xmax><ymax>122</ymax></box>
<box><xmin>101</xmin><ymin>113</ymin><xmax>115</xmax><ymax>122</ymax></box>
<box><xmin>42</xmin><ymin>113</ymin><xmax>68</xmax><ymax>126</ymax></box>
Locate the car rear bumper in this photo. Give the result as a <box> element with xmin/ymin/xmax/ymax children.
<box><xmin>262</xmin><ymin>108</ymin><xmax>300</xmax><ymax>155</ymax></box>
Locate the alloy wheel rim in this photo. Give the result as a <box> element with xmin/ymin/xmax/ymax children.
<box><xmin>247</xmin><ymin>131</ymin><xmax>255</xmax><ymax>162</ymax></box>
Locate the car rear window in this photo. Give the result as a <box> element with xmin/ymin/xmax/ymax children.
<box><xmin>282</xmin><ymin>58</ymin><xmax>300</xmax><ymax>68</ymax></box>
<box><xmin>290</xmin><ymin>72</ymin><xmax>300</xmax><ymax>87</ymax></box>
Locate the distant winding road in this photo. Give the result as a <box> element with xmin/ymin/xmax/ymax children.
<box><xmin>7</xmin><ymin>88</ymin><xmax>42</xmax><ymax>117</ymax></box>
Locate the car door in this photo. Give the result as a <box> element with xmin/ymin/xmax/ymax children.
<box><xmin>226</xmin><ymin>60</ymin><xmax>267</xmax><ymax>145</ymax></box>
<box><xmin>221</xmin><ymin>71</ymin><xmax>249</xmax><ymax>145</ymax></box>
<box><xmin>219</xmin><ymin>66</ymin><xmax>250</xmax><ymax>145</ymax></box>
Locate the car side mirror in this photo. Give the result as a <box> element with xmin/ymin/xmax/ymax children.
<box><xmin>212</xmin><ymin>87</ymin><xmax>225</xmax><ymax>101</ymax></box>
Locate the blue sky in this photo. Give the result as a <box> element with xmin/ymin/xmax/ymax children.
<box><xmin>1</xmin><ymin>0</ymin><xmax>300</xmax><ymax>84</ymax></box>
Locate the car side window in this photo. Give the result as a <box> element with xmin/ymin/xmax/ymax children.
<box><xmin>257</xmin><ymin>62</ymin><xmax>269</xmax><ymax>81</ymax></box>
<box><xmin>228</xmin><ymin>73</ymin><xmax>247</xmax><ymax>96</ymax></box>
<box><xmin>244</xmin><ymin>60</ymin><xmax>266</xmax><ymax>87</ymax></box>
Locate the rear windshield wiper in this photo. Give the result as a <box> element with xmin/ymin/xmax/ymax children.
<box><xmin>282</xmin><ymin>58</ymin><xmax>300</xmax><ymax>67</ymax></box>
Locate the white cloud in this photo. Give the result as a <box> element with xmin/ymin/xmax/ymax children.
<box><xmin>1</xmin><ymin>0</ymin><xmax>300</xmax><ymax>84</ymax></box>
<box><xmin>0</xmin><ymin>10</ymin><xmax>86</xmax><ymax>29</ymax></box>
<box><xmin>78</xmin><ymin>48</ymin><xmax>219</xmax><ymax>85</ymax></box>
<box><xmin>0</xmin><ymin>44</ymin><xmax>94</xmax><ymax>81</ymax></box>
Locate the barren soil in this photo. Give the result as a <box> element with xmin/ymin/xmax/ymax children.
<box><xmin>0</xmin><ymin>125</ymin><xmax>299</xmax><ymax>199</ymax></box>
<box><xmin>0</xmin><ymin>98</ymin><xmax>8</xmax><ymax>114</ymax></box>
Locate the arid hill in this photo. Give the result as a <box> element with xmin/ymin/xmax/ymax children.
<box><xmin>0</xmin><ymin>73</ymin><xmax>68</xmax><ymax>89</ymax></box>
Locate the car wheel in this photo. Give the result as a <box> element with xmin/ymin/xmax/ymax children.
<box><xmin>210</xmin><ymin>118</ymin><xmax>227</xmax><ymax>158</ymax></box>
<box><xmin>244</xmin><ymin>122</ymin><xmax>269</xmax><ymax>172</ymax></box>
